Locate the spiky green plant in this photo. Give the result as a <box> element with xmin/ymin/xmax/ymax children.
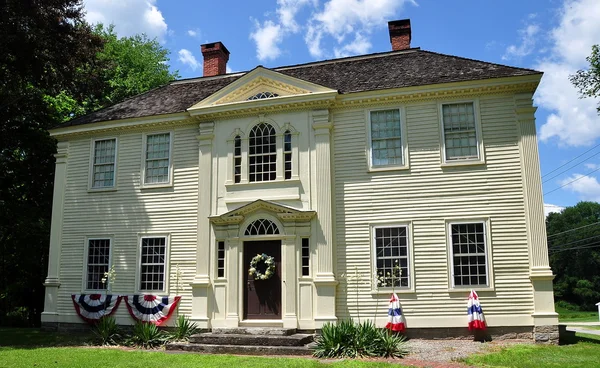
<box><xmin>169</xmin><ymin>315</ymin><xmax>199</xmax><ymax>342</ymax></box>
<box><xmin>93</xmin><ymin>316</ymin><xmax>120</xmax><ymax>345</ymax></box>
<box><xmin>128</xmin><ymin>321</ymin><xmax>167</xmax><ymax>348</ymax></box>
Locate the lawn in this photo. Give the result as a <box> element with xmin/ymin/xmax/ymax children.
<box><xmin>556</xmin><ymin>305</ymin><xmax>599</xmax><ymax>323</ymax></box>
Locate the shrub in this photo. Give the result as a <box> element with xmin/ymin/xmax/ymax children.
<box><xmin>169</xmin><ymin>315</ymin><xmax>199</xmax><ymax>342</ymax></box>
<box><xmin>313</xmin><ymin>319</ymin><xmax>409</xmax><ymax>359</ymax></box>
<box><xmin>93</xmin><ymin>316</ymin><xmax>120</xmax><ymax>345</ymax></box>
<box><xmin>128</xmin><ymin>321</ymin><xmax>167</xmax><ymax>348</ymax></box>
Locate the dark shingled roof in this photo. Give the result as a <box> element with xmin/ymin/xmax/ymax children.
<box><xmin>61</xmin><ymin>49</ymin><xmax>540</xmax><ymax>127</ymax></box>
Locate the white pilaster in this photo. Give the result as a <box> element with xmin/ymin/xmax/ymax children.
<box><xmin>191</xmin><ymin>122</ymin><xmax>215</xmax><ymax>328</ymax></box>
<box><xmin>311</xmin><ymin>109</ymin><xmax>338</xmax><ymax>327</ymax></box>
<box><xmin>515</xmin><ymin>93</ymin><xmax>558</xmax><ymax>327</ymax></box>
<box><xmin>42</xmin><ymin>141</ymin><xmax>69</xmax><ymax>323</ymax></box>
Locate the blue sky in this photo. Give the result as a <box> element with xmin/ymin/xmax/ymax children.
<box><xmin>84</xmin><ymin>0</ymin><xmax>600</xmax><ymax>213</ymax></box>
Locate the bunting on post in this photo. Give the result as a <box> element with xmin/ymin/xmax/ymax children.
<box><xmin>124</xmin><ymin>295</ymin><xmax>181</xmax><ymax>325</ymax></box>
<box><xmin>71</xmin><ymin>294</ymin><xmax>121</xmax><ymax>324</ymax></box>
<box><xmin>385</xmin><ymin>293</ymin><xmax>406</xmax><ymax>332</ymax></box>
<box><xmin>467</xmin><ymin>290</ymin><xmax>486</xmax><ymax>330</ymax></box>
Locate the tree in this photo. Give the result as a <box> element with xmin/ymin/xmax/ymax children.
<box><xmin>547</xmin><ymin>201</ymin><xmax>600</xmax><ymax>311</ymax></box>
<box><xmin>570</xmin><ymin>44</ymin><xmax>600</xmax><ymax>113</ymax></box>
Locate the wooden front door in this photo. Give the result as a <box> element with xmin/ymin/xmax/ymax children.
<box><xmin>243</xmin><ymin>240</ymin><xmax>282</xmax><ymax>320</ymax></box>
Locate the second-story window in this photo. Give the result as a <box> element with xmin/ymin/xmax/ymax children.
<box><xmin>249</xmin><ymin>123</ymin><xmax>276</xmax><ymax>182</ymax></box>
<box><xmin>284</xmin><ymin>130</ymin><xmax>292</xmax><ymax>180</ymax></box>
<box><xmin>234</xmin><ymin>135</ymin><xmax>242</xmax><ymax>183</ymax></box>
<box><xmin>369</xmin><ymin>109</ymin><xmax>404</xmax><ymax>169</ymax></box>
<box><xmin>441</xmin><ymin>102</ymin><xmax>480</xmax><ymax>161</ymax></box>
<box><xmin>92</xmin><ymin>138</ymin><xmax>116</xmax><ymax>188</ymax></box>
<box><xmin>145</xmin><ymin>133</ymin><xmax>171</xmax><ymax>185</ymax></box>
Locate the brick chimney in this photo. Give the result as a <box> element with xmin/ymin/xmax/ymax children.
<box><xmin>201</xmin><ymin>42</ymin><xmax>230</xmax><ymax>77</ymax></box>
<box><xmin>388</xmin><ymin>19</ymin><xmax>411</xmax><ymax>51</ymax></box>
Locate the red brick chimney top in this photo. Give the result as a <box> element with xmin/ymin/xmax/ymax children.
<box><xmin>201</xmin><ymin>41</ymin><xmax>230</xmax><ymax>77</ymax></box>
<box><xmin>388</xmin><ymin>19</ymin><xmax>411</xmax><ymax>51</ymax></box>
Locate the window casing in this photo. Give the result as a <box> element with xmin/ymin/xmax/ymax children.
<box><xmin>144</xmin><ymin>132</ymin><xmax>171</xmax><ymax>185</ymax></box>
<box><xmin>284</xmin><ymin>130</ymin><xmax>292</xmax><ymax>180</ymax></box>
<box><xmin>85</xmin><ymin>238</ymin><xmax>111</xmax><ymax>290</ymax></box>
<box><xmin>249</xmin><ymin>123</ymin><xmax>277</xmax><ymax>182</ymax></box>
<box><xmin>449</xmin><ymin>221</ymin><xmax>489</xmax><ymax>288</ymax></box>
<box><xmin>301</xmin><ymin>238</ymin><xmax>310</xmax><ymax>276</ymax></box>
<box><xmin>91</xmin><ymin>138</ymin><xmax>117</xmax><ymax>189</ymax></box>
<box><xmin>234</xmin><ymin>135</ymin><xmax>242</xmax><ymax>184</ymax></box>
<box><xmin>440</xmin><ymin>102</ymin><xmax>482</xmax><ymax>163</ymax></box>
<box><xmin>368</xmin><ymin>108</ymin><xmax>407</xmax><ymax>170</ymax></box>
<box><xmin>139</xmin><ymin>236</ymin><xmax>167</xmax><ymax>291</ymax></box>
<box><xmin>217</xmin><ymin>241</ymin><xmax>225</xmax><ymax>278</ymax></box>
<box><xmin>372</xmin><ymin>225</ymin><xmax>410</xmax><ymax>289</ymax></box>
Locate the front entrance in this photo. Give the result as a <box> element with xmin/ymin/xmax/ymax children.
<box><xmin>243</xmin><ymin>240</ymin><xmax>282</xmax><ymax>320</ymax></box>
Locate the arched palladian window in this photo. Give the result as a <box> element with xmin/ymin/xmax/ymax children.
<box><xmin>247</xmin><ymin>91</ymin><xmax>279</xmax><ymax>100</ymax></box>
<box><xmin>284</xmin><ymin>130</ymin><xmax>292</xmax><ymax>180</ymax></box>
<box><xmin>245</xmin><ymin>219</ymin><xmax>280</xmax><ymax>236</ymax></box>
<box><xmin>249</xmin><ymin>123</ymin><xmax>277</xmax><ymax>182</ymax></box>
<box><xmin>234</xmin><ymin>135</ymin><xmax>242</xmax><ymax>183</ymax></box>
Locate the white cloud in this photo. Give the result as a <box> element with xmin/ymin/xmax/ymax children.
<box><xmin>187</xmin><ymin>29</ymin><xmax>200</xmax><ymax>38</ymax></box>
<box><xmin>334</xmin><ymin>33</ymin><xmax>371</xmax><ymax>58</ymax></box>
<box><xmin>178</xmin><ymin>49</ymin><xmax>200</xmax><ymax>71</ymax></box>
<box><xmin>544</xmin><ymin>203</ymin><xmax>565</xmax><ymax>217</ymax></box>
<box><xmin>502</xmin><ymin>24</ymin><xmax>540</xmax><ymax>60</ymax></box>
<box><xmin>84</xmin><ymin>0</ymin><xmax>168</xmax><ymax>42</ymax></box>
<box><xmin>535</xmin><ymin>0</ymin><xmax>600</xmax><ymax>147</ymax></box>
<box><xmin>250</xmin><ymin>20</ymin><xmax>284</xmax><ymax>61</ymax></box>
<box><xmin>560</xmin><ymin>173</ymin><xmax>600</xmax><ymax>201</ymax></box>
<box><xmin>585</xmin><ymin>163</ymin><xmax>600</xmax><ymax>170</ymax></box>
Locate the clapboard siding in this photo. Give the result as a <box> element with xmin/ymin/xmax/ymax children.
<box><xmin>57</xmin><ymin>125</ymin><xmax>199</xmax><ymax>318</ymax></box>
<box><xmin>333</xmin><ymin>95</ymin><xmax>533</xmax><ymax>322</ymax></box>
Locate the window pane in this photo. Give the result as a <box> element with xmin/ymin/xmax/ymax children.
<box><xmin>140</xmin><ymin>237</ymin><xmax>166</xmax><ymax>291</ymax></box>
<box><xmin>443</xmin><ymin>103</ymin><xmax>478</xmax><ymax>160</ymax></box>
<box><xmin>374</xmin><ymin>226</ymin><xmax>409</xmax><ymax>288</ymax></box>
<box><xmin>370</xmin><ymin>110</ymin><xmax>402</xmax><ymax>167</ymax></box>
<box><xmin>450</xmin><ymin>222</ymin><xmax>487</xmax><ymax>286</ymax></box>
<box><xmin>87</xmin><ymin>239</ymin><xmax>111</xmax><ymax>290</ymax></box>
<box><xmin>145</xmin><ymin>133</ymin><xmax>170</xmax><ymax>184</ymax></box>
<box><xmin>249</xmin><ymin>123</ymin><xmax>277</xmax><ymax>182</ymax></box>
<box><xmin>92</xmin><ymin>139</ymin><xmax>116</xmax><ymax>188</ymax></box>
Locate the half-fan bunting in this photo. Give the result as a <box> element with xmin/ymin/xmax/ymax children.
<box><xmin>124</xmin><ymin>295</ymin><xmax>181</xmax><ymax>325</ymax></box>
<box><xmin>71</xmin><ymin>294</ymin><xmax>121</xmax><ymax>324</ymax></box>
<box><xmin>385</xmin><ymin>293</ymin><xmax>407</xmax><ymax>332</ymax></box>
<box><xmin>467</xmin><ymin>289</ymin><xmax>486</xmax><ymax>330</ymax></box>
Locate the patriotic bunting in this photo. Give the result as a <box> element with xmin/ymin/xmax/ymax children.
<box><xmin>71</xmin><ymin>294</ymin><xmax>122</xmax><ymax>324</ymax></box>
<box><xmin>124</xmin><ymin>295</ymin><xmax>181</xmax><ymax>325</ymax></box>
<box><xmin>467</xmin><ymin>289</ymin><xmax>486</xmax><ymax>331</ymax></box>
<box><xmin>385</xmin><ymin>293</ymin><xmax>406</xmax><ymax>332</ymax></box>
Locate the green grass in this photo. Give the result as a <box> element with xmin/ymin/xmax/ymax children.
<box><xmin>0</xmin><ymin>328</ymin><xmax>401</xmax><ymax>368</ymax></box>
<box><xmin>556</xmin><ymin>305</ymin><xmax>599</xmax><ymax>322</ymax></box>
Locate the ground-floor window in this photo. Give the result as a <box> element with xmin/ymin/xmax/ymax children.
<box><xmin>140</xmin><ymin>236</ymin><xmax>167</xmax><ymax>291</ymax></box>
<box><xmin>86</xmin><ymin>238</ymin><xmax>111</xmax><ymax>290</ymax></box>
<box><xmin>449</xmin><ymin>222</ymin><xmax>488</xmax><ymax>287</ymax></box>
<box><xmin>373</xmin><ymin>225</ymin><xmax>410</xmax><ymax>288</ymax></box>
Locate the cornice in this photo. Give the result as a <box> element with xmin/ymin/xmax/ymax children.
<box><xmin>215</xmin><ymin>76</ymin><xmax>310</xmax><ymax>104</ymax></box>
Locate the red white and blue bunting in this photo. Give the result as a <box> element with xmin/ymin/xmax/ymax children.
<box><xmin>71</xmin><ymin>294</ymin><xmax>122</xmax><ymax>324</ymax></box>
<box><xmin>467</xmin><ymin>290</ymin><xmax>486</xmax><ymax>331</ymax></box>
<box><xmin>124</xmin><ymin>295</ymin><xmax>181</xmax><ymax>325</ymax></box>
<box><xmin>385</xmin><ymin>293</ymin><xmax>406</xmax><ymax>332</ymax></box>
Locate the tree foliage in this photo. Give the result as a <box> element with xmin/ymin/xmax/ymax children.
<box><xmin>570</xmin><ymin>44</ymin><xmax>600</xmax><ymax>113</ymax></box>
<box><xmin>547</xmin><ymin>201</ymin><xmax>600</xmax><ymax>310</ymax></box>
<box><xmin>1</xmin><ymin>1</ymin><xmax>178</xmax><ymax>326</ymax></box>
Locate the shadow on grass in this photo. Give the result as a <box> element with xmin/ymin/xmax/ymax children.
<box><xmin>0</xmin><ymin>328</ymin><xmax>94</xmax><ymax>349</ymax></box>
<box><xmin>559</xmin><ymin>328</ymin><xmax>600</xmax><ymax>346</ymax></box>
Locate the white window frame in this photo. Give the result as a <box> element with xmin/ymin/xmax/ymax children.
<box><xmin>370</xmin><ymin>222</ymin><xmax>415</xmax><ymax>293</ymax></box>
<box><xmin>136</xmin><ymin>234</ymin><xmax>170</xmax><ymax>293</ymax></box>
<box><xmin>216</xmin><ymin>240</ymin><xmax>226</xmax><ymax>279</ymax></box>
<box><xmin>439</xmin><ymin>100</ymin><xmax>485</xmax><ymax>166</ymax></box>
<box><xmin>446</xmin><ymin>219</ymin><xmax>494</xmax><ymax>291</ymax></box>
<box><xmin>366</xmin><ymin>107</ymin><xmax>409</xmax><ymax>172</ymax></box>
<box><xmin>141</xmin><ymin>131</ymin><xmax>173</xmax><ymax>188</ymax></box>
<box><xmin>82</xmin><ymin>236</ymin><xmax>113</xmax><ymax>292</ymax></box>
<box><xmin>88</xmin><ymin>137</ymin><xmax>118</xmax><ymax>191</ymax></box>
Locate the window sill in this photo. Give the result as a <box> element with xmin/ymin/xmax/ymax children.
<box><xmin>88</xmin><ymin>187</ymin><xmax>117</xmax><ymax>193</ymax></box>
<box><xmin>441</xmin><ymin>159</ymin><xmax>485</xmax><ymax>168</ymax></box>
<box><xmin>225</xmin><ymin>178</ymin><xmax>301</xmax><ymax>189</ymax></box>
<box><xmin>370</xmin><ymin>288</ymin><xmax>415</xmax><ymax>295</ymax></box>
<box><xmin>368</xmin><ymin>165</ymin><xmax>409</xmax><ymax>173</ymax></box>
<box><xmin>83</xmin><ymin>289</ymin><xmax>110</xmax><ymax>294</ymax></box>
<box><xmin>140</xmin><ymin>182</ymin><xmax>173</xmax><ymax>190</ymax></box>
<box><xmin>448</xmin><ymin>286</ymin><xmax>494</xmax><ymax>293</ymax></box>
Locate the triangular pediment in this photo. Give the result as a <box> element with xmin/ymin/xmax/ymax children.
<box><xmin>209</xmin><ymin>199</ymin><xmax>315</xmax><ymax>225</ymax></box>
<box><xmin>188</xmin><ymin>66</ymin><xmax>337</xmax><ymax>112</ymax></box>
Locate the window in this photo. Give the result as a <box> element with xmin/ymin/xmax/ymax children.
<box><xmin>86</xmin><ymin>239</ymin><xmax>111</xmax><ymax>290</ymax></box>
<box><xmin>373</xmin><ymin>226</ymin><xmax>410</xmax><ymax>288</ymax></box>
<box><xmin>249</xmin><ymin>123</ymin><xmax>276</xmax><ymax>182</ymax></box>
<box><xmin>217</xmin><ymin>241</ymin><xmax>225</xmax><ymax>278</ymax></box>
<box><xmin>91</xmin><ymin>139</ymin><xmax>116</xmax><ymax>188</ymax></box>
<box><xmin>245</xmin><ymin>218</ymin><xmax>280</xmax><ymax>236</ymax></box>
<box><xmin>144</xmin><ymin>133</ymin><xmax>171</xmax><ymax>184</ymax></box>
<box><xmin>284</xmin><ymin>130</ymin><xmax>292</xmax><ymax>180</ymax></box>
<box><xmin>234</xmin><ymin>135</ymin><xmax>242</xmax><ymax>184</ymax></box>
<box><xmin>140</xmin><ymin>237</ymin><xmax>167</xmax><ymax>291</ymax></box>
<box><xmin>301</xmin><ymin>238</ymin><xmax>310</xmax><ymax>276</ymax></box>
<box><xmin>441</xmin><ymin>102</ymin><xmax>480</xmax><ymax>161</ymax></box>
<box><xmin>449</xmin><ymin>222</ymin><xmax>488</xmax><ymax>287</ymax></box>
<box><xmin>247</xmin><ymin>91</ymin><xmax>279</xmax><ymax>100</ymax></box>
<box><xmin>369</xmin><ymin>109</ymin><xmax>404</xmax><ymax>168</ymax></box>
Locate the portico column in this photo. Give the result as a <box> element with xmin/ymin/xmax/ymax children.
<box><xmin>191</xmin><ymin>121</ymin><xmax>215</xmax><ymax>328</ymax></box>
<box><xmin>41</xmin><ymin>142</ymin><xmax>69</xmax><ymax>325</ymax></box>
<box><xmin>311</xmin><ymin>109</ymin><xmax>338</xmax><ymax>327</ymax></box>
<box><xmin>515</xmin><ymin>93</ymin><xmax>558</xmax><ymax>342</ymax></box>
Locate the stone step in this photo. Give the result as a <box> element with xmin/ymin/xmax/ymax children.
<box><xmin>166</xmin><ymin>342</ymin><xmax>313</xmax><ymax>356</ymax></box>
<box><xmin>190</xmin><ymin>333</ymin><xmax>313</xmax><ymax>346</ymax></box>
<box><xmin>211</xmin><ymin>327</ymin><xmax>296</xmax><ymax>336</ymax></box>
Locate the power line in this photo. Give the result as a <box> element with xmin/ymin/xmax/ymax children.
<box><xmin>542</xmin><ymin>142</ymin><xmax>600</xmax><ymax>178</ymax></box>
<box><xmin>542</xmin><ymin>150</ymin><xmax>600</xmax><ymax>184</ymax></box>
<box><xmin>549</xmin><ymin>242</ymin><xmax>600</xmax><ymax>254</ymax></box>
<box><xmin>547</xmin><ymin>221</ymin><xmax>600</xmax><ymax>239</ymax></box>
<box><xmin>543</xmin><ymin>166</ymin><xmax>600</xmax><ymax>196</ymax></box>
<box><xmin>548</xmin><ymin>234</ymin><xmax>600</xmax><ymax>250</ymax></box>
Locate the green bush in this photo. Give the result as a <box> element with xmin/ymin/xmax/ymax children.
<box><xmin>169</xmin><ymin>315</ymin><xmax>199</xmax><ymax>341</ymax></box>
<box><xmin>128</xmin><ymin>321</ymin><xmax>167</xmax><ymax>348</ymax></box>
<box><xmin>93</xmin><ymin>316</ymin><xmax>120</xmax><ymax>345</ymax></box>
<box><xmin>313</xmin><ymin>319</ymin><xmax>409</xmax><ymax>359</ymax></box>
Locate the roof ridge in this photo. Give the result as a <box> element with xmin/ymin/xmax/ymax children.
<box><xmin>418</xmin><ymin>49</ymin><xmax>542</xmax><ymax>74</ymax></box>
